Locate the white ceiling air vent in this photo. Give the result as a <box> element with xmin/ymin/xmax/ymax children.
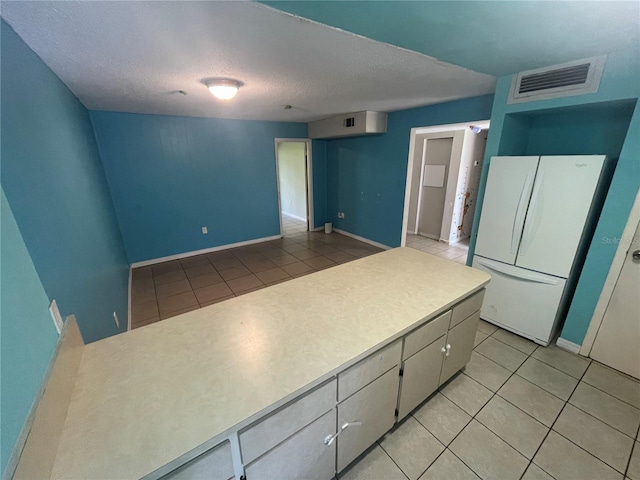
<box><xmin>308</xmin><ymin>111</ymin><xmax>387</xmax><ymax>139</ymax></box>
<box><xmin>508</xmin><ymin>56</ymin><xmax>606</xmax><ymax>104</ymax></box>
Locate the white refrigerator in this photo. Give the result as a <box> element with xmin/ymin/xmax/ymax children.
<box><xmin>472</xmin><ymin>155</ymin><xmax>608</xmax><ymax>345</ymax></box>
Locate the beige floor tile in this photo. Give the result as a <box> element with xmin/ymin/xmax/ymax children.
<box><xmin>179</xmin><ymin>254</ymin><xmax>211</xmax><ymax>269</ymax></box>
<box><xmin>521</xmin><ymin>463</ymin><xmax>554</xmax><ymax>480</ymax></box>
<box><xmin>569</xmin><ymin>382</ymin><xmax>640</xmax><ymax>437</ymax></box>
<box><xmin>131</xmin><ymin>266</ymin><xmax>153</xmax><ymax>280</ymax></box>
<box><xmin>553</xmin><ymin>404</ymin><xmax>634</xmax><ymax>473</ymax></box>
<box><xmin>155</xmin><ymin>279</ymin><xmax>192</xmax><ymax>299</ymax></box>
<box><xmin>477</xmin><ymin>320</ymin><xmax>498</xmax><ymax>335</ymax></box>
<box><xmin>628</xmin><ymin>442</ymin><xmax>640</xmax><ymax>480</ymax></box>
<box><xmin>244</xmin><ymin>258</ymin><xmax>277</xmax><ymax>274</ymax></box>
<box><xmin>194</xmin><ymin>283</ymin><xmax>233</xmax><ymax>305</ymax></box>
<box><xmin>312</xmin><ymin>244</ymin><xmax>338</xmax><ymax>255</ymax></box>
<box><xmin>532</xmin><ymin>344</ymin><xmax>591</xmax><ymax>379</ymax></box>
<box><xmin>291</xmin><ymin>248</ymin><xmax>321</xmax><ymax>261</ymax></box>
<box><xmin>464</xmin><ymin>351</ymin><xmax>512</xmax><ymax>392</ymax></box>
<box><xmin>131</xmin><ymin>277</ymin><xmax>155</xmax><ymax>297</ymax></box>
<box><xmin>497</xmin><ymin>375</ymin><xmax>564</xmax><ymax>427</ymax></box>
<box><xmin>440</xmin><ymin>374</ymin><xmax>493</xmax><ymax>416</ymax></box>
<box><xmin>219</xmin><ymin>265</ymin><xmax>252</xmax><ymax>281</ymax></box>
<box><xmin>255</xmin><ymin>267</ymin><xmax>290</xmax><ymax>285</ymax></box>
<box><xmin>157</xmin><ymin>291</ymin><xmax>198</xmax><ymax>316</ymax></box>
<box><xmin>533</xmin><ymin>431</ymin><xmax>621</xmax><ymax>480</ymax></box>
<box><xmin>270</xmin><ymin>253</ymin><xmax>300</xmax><ymax>266</ymax></box>
<box><xmin>258</xmin><ymin>247</ymin><xmax>288</xmax><ymax>259</ymax></box>
<box><xmin>339</xmin><ymin>445</ymin><xmax>407</xmax><ymax>480</ymax></box>
<box><xmin>153</xmin><ymin>269</ymin><xmax>187</xmax><ymax>286</ymax></box>
<box><xmin>151</xmin><ymin>260</ymin><xmax>182</xmax><ymax>275</ymax></box>
<box><xmin>379</xmin><ymin>416</ymin><xmax>444</xmax><ymax>480</ymax></box>
<box><xmin>474</xmin><ymin>331</ymin><xmax>488</xmax><ymax>347</ymax></box>
<box><xmin>131</xmin><ymin>298</ymin><xmax>159</xmax><ymax>322</ymax></box>
<box><xmin>227</xmin><ymin>275</ymin><xmax>263</xmax><ymax>295</ymax></box>
<box><xmin>450</xmin><ymin>420</ymin><xmax>528</xmax><ymax>480</ymax></box>
<box><xmin>474</xmin><ymin>337</ymin><xmax>528</xmax><ymax>371</ymax></box>
<box><xmin>413</xmin><ymin>393</ymin><xmax>472</xmax><ymax>446</ymax></box>
<box><xmin>188</xmin><ymin>272</ymin><xmax>225</xmax><ymax>290</ymax></box>
<box><xmin>476</xmin><ymin>395</ymin><xmax>549</xmax><ymax>459</ymax></box>
<box><xmin>282</xmin><ymin>261</ymin><xmax>315</xmax><ymax>276</ymax></box>
<box><xmin>184</xmin><ymin>263</ymin><xmax>216</xmax><ymax>279</ymax></box>
<box><xmin>492</xmin><ymin>329</ymin><xmax>537</xmax><ymax>355</ymax></box>
<box><xmin>304</xmin><ymin>255</ymin><xmax>337</xmax><ymax>270</ymax></box>
<box><xmin>343</xmin><ymin>247</ymin><xmax>382</xmax><ymax>258</ymax></box>
<box><xmin>517</xmin><ymin>357</ymin><xmax>579</xmax><ymax>400</ymax></box>
<box><xmin>418</xmin><ymin>450</ymin><xmax>479</xmax><ymax>480</ymax></box>
<box><xmin>435</xmin><ymin>249</ymin><xmax>465</xmax><ymax>260</ymax></box>
<box><xmin>453</xmin><ymin>255</ymin><xmax>468</xmax><ymax>264</ymax></box>
<box><xmin>282</xmin><ymin>243</ymin><xmax>308</xmax><ymax>254</ymax></box>
<box><xmin>582</xmin><ymin>362</ymin><xmax>640</xmax><ymax>408</ymax></box>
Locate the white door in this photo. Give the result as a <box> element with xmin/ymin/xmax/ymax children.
<box><xmin>417</xmin><ymin>137</ymin><xmax>453</xmax><ymax>239</ymax></box>
<box><xmin>590</xmin><ymin>220</ymin><xmax>640</xmax><ymax>379</ymax></box>
<box><xmin>516</xmin><ymin>156</ymin><xmax>606</xmax><ymax>277</ymax></box>
<box><xmin>474</xmin><ymin>156</ymin><xmax>539</xmax><ymax>265</ymax></box>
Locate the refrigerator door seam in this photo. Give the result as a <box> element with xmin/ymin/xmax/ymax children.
<box><xmin>511</xmin><ymin>171</ymin><xmax>535</xmax><ymax>254</ymax></box>
<box><xmin>518</xmin><ymin>170</ymin><xmax>545</xmax><ymax>257</ymax></box>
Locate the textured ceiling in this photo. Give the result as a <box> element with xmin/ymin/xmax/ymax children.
<box><xmin>264</xmin><ymin>1</ymin><xmax>640</xmax><ymax>77</ymax></box>
<box><xmin>0</xmin><ymin>1</ymin><xmax>495</xmax><ymax>122</ymax></box>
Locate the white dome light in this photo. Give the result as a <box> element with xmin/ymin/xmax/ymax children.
<box><xmin>206</xmin><ymin>79</ymin><xmax>242</xmax><ymax>100</ymax></box>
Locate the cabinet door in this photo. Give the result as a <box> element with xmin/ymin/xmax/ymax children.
<box><xmin>397</xmin><ymin>334</ymin><xmax>447</xmax><ymax>420</ymax></box>
<box><xmin>244</xmin><ymin>410</ymin><xmax>336</xmax><ymax>480</ymax></box>
<box><xmin>439</xmin><ymin>312</ymin><xmax>480</xmax><ymax>386</ymax></box>
<box><xmin>337</xmin><ymin>368</ymin><xmax>399</xmax><ymax>472</ymax></box>
<box><xmin>163</xmin><ymin>441</ymin><xmax>234</xmax><ymax>480</ymax></box>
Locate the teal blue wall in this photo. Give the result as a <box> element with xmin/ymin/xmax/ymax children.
<box><xmin>1</xmin><ymin>21</ymin><xmax>129</xmax><ymax>343</ymax></box>
<box><xmin>468</xmin><ymin>48</ymin><xmax>640</xmax><ymax>346</ymax></box>
<box><xmin>90</xmin><ymin>111</ymin><xmax>307</xmax><ymax>263</ymax></box>
<box><xmin>324</xmin><ymin>95</ymin><xmax>494</xmax><ymax>247</ymax></box>
<box><xmin>0</xmin><ymin>189</ymin><xmax>59</xmax><ymax>476</ymax></box>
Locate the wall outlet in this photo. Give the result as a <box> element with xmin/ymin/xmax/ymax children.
<box><xmin>337</xmin><ymin>212</ymin><xmax>345</xmax><ymax>219</ymax></box>
<box><xmin>113</xmin><ymin>311</ymin><xmax>120</xmax><ymax>329</ymax></box>
<box><xmin>202</xmin><ymin>226</ymin><xmax>208</xmax><ymax>234</ymax></box>
<box><xmin>49</xmin><ymin>299</ymin><xmax>64</xmax><ymax>334</ymax></box>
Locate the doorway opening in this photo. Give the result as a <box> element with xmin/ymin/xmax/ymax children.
<box><xmin>275</xmin><ymin>139</ymin><xmax>313</xmax><ymax>235</ymax></box>
<box><xmin>401</xmin><ymin>121</ymin><xmax>490</xmax><ymax>260</ymax></box>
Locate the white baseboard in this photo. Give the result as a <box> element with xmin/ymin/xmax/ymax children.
<box><xmin>282</xmin><ymin>212</ymin><xmax>307</xmax><ymax>222</ymax></box>
<box><xmin>333</xmin><ymin>228</ymin><xmax>391</xmax><ymax>250</ymax></box>
<box><xmin>312</xmin><ymin>226</ymin><xmax>325</xmax><ymax>232</ymax></box>
<box><xmin>130</xmin><ymin>235</ymin><xmax>282</xmax><ymax>268</ymax></box>
<box><xmin>556</xmin><ymin>337</ymin><xmax>582</xmax><ymax>354</ymax></box>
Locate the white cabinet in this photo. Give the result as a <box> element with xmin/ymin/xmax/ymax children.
<box><xmin>244</xmin><ymin>410</ymin><xmax>336</xmax><ymax>480</ymax></box>
<box><xmin>439</xmin><ymin>311</ymin><xmax>480</xmax><ymax>385</ymax></box>
<box><xmin>337</xmin><ymin>368</ymin><xmax>400</xmax><ymax>472</ymax></box>
<box><xmin>162</xmin><ymin>441</ymin><xmax>234</xmax><ymax>480</ymax></box>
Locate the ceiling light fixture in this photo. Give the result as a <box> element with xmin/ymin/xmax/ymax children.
<box><xmin>205</xmin><ymin>79</ymin><xmax>242</xmax><ymax>100</ymax></box>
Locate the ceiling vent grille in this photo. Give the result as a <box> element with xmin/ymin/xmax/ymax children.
<box><xmin>508</xmin><ymin>56</ymin><xmax>606</xmax><ymax>104</ymax></box>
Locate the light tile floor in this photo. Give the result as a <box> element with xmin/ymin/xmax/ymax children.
<box><xmin>339</xmin><ymin>322</ymin><xmax>640</xmax><ymax>480</ymax></box>
<box><xmin>406</xmin><ymin>233</ymin><xmax>469</xmax><ymax>264</ymax></box>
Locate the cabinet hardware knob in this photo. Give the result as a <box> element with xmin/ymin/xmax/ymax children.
<box><xmin>323</xmin><ymin>421</ymin><xmax>362</xmax><ymax>446</ymax></box>
<box><xmin>445</xmin><ymin>344</ymin><xmax>451</xmax><ymax>357</ymax></box>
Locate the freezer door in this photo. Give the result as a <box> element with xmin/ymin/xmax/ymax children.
<box><xmin>516</xmin><ymin>155</ymin><xmax>605</xmax><ymax>278</ymax></box>
<box><xmin>472</xmin><ymin>256</ymin><xmax>567</xmax><ymax>345</ymax></box>
<box><xmin>474</xmin><ymin>156</ymin><xmax>539</xmax><ymax>265</ymax></box>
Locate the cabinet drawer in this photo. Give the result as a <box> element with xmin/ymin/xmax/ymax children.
<box><xmin>439</xmin><ymin>311</ymin><xmax>480</xmax><ymax>385</ymax></box>
<box><xmin>163</xmin><ymin>441</ymin><xmax>233</xmax><ymax>480</ymax></box>
<box><xmin>403</xmin><ymin>311</ymin><xmax>451</xmax><ymax>360</ymax></box>
<box><xmin>337</xmin><ymin>368</ymin><xmax>400</xmax><ymax>472</ymax></box>
<box><xmin>240</xmin><ymin>379</ymin><xmax>336</xmax><ymax>465</ymax></box>
<box><xmin>398</xmin><ymin>333</ymin><xmax>447</xmax><ymax>419</ymax></box>
<box><xmin>338</xmin><ymin>340</ymin><xmax>401</xmax><ymax>402</ymax></box>
<box><xmin>244</xmin><ymin>410</ymin><xmax>336</xmax><ymax>480</ymax></box>
<box><xmin>450</xmin><ymin>289</ymin><xmax>485</xmax><ymax>328</ymax></box>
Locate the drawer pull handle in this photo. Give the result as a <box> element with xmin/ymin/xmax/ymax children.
<box><xmin>442</xmin><ymin>344</ymin><xmax>451</xmax><ymax>357</ymax></box>
<box><xmin>323</xmin><ymin>421</ymin><xmax>362</xmax><ymax>446</ymax></box>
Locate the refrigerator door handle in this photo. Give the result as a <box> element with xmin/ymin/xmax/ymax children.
<box><xmin>476</xmin><ymin>258</ymin><xmax>559</xmax><ymax>285</ymax></box>
<box><xmin>519</xmin><ymin>171</ymin><xmax>544</xmax><ymax>257</ymax></box>
<box><xmin>511</xmin><ymin>172</ymin><xmax>535</xmax><ymax>254</ymax></box>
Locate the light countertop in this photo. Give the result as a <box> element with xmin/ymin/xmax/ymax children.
<box><xmin>52</xmin><ymin>247</ymin><xmax>490</xmax><ymax>479</ymax></box>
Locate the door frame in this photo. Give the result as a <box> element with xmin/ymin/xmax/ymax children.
<box><xmin>580</xmin><ymin>189</ymin><xmax>640</xmax><ymax>356</ymax></box>
<box><xmin>401</xmin><ymin>121</ymin><xmax>489</xmax><ymax>246</ymax></box>
<box><xmin>274</xmin><ymin>138</ymin><xmax>314</xmax><ymax>235</ymax></box>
